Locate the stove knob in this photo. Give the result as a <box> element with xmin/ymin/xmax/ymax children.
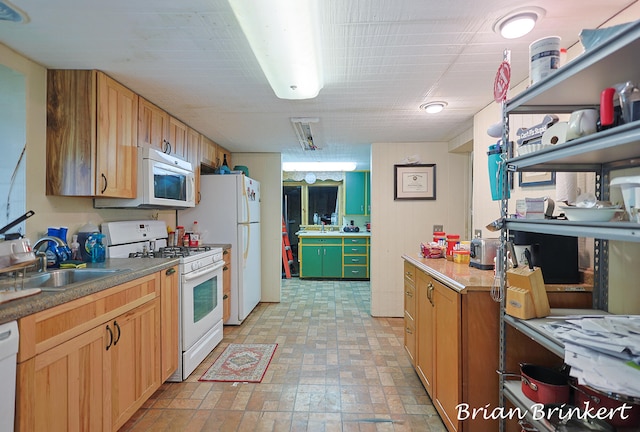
<box><xmin>191</xmin><ymin>262</ymin><xmax>197</xmax><ymax>272</ymax></box>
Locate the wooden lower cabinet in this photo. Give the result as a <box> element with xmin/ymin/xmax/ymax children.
<box><xmin>403</xmin><ymin>261</ymin><xmax>416</xmax><ymax>365</ymax></box>
<box><xmin>16</xmin><ymin>269</ymin><xmax>176</xmax><ymax>432</ymax></box>
<box><xmin>160</xmin><ymin>266</ymin><xmax>179</xmax><ymax>382</ymax></box>
<box><xmin>222</xmin><ymin>247</ymin><xmax>231</xmax><ymax>323</ymax></box>
<box><xmin>405</xmin><ymin>262</ymin><xmax>500</xmax><ymax>432</ymax></box>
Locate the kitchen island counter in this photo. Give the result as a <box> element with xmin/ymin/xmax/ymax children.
<box><xmin>0</xmin><ymin>257</ymin><xmax>179</xmax><ymax>325</ymax></box>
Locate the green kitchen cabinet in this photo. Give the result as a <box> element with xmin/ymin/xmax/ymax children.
<box><xmin>342</xmin><ymin>236</ymin><xmax>369</xmax><ymax>279</ymax></box>
<box><xmin>299</xmin><ymin>237</ymin><xmax>343</xmax><ymax>278</ymax></box>
<box><xmin>345</xmin><ymin>171</ymin><xmax>370</xmax><ymax>215</ymax></box>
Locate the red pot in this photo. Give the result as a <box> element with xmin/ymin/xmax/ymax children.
<box><xmin>572</xmin><ymin>382</ymin><xmax>640</xmax><ymax>428</ymax></box>
<box><xmin>520</xmin><ymin>364</ymin><xmax>570</xmax><ymax>404</ymax></box>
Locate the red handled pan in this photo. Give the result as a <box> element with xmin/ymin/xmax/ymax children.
<box><xmin>571</xmin><ymin>380</ymin><xmax>640</xmax><ymax>428</ymax></box>
<box><xmin>499</xmin><ymin>363</ymin><xmax>570</xmax><ymax>404</ymax></box>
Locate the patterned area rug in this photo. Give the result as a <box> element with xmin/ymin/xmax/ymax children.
<box><xmin>199</xmin><ymin>343</ymin><xmax>277</xmax><ymax>383</ymax></box>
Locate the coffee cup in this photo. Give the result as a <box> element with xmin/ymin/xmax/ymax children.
<box><xmin>566</xmin><ymin>109</ymin><xmax>598</xmax><ymax>141</ymax></box>
<box><xmin>9</xmin><ymin>239</ymin><xmax>35</xmax><ymax>264</ymax></box>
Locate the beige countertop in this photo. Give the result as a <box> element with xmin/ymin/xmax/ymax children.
<box><xmin>402</xmin><ymin>254</ymin><xmax>496</xmax><ymax>293</ymax></box>
<box><xmin>297</xmin><ymin>231</ymin><xmax>371</xmax><ymax>237</ymax></box>
<box><xmin>0</xmin><ymin>257</ymin><xmax>179</xmax><ymax>325</ymax></box>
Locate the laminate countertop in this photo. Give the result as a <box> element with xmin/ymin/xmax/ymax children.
<box><xmin>0</xmin><ymin>258</ymin><xmax>180</xmax><ymax>325</ymax></box>
<box><xmin>402</xmin><ymin>254</ymin><xmax>497</xmax><ymax>293</ymax></box>
<box><xmin>297</xmin><ymin>231</ymin><xmax>371</xmax><ymax>237</ymax></box>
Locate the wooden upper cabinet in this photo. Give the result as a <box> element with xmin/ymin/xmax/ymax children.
<box><xmin>138</xmin><ymin>97</ymin><xmax>170</xmax><ymax>153</ymax></box>
<box><xmin>46</xmin><ymin>70</ymin><xmax>137</xmax><ymax>198</ymax></box>
<box><xmin>200</xmin><ymin>135</ymin><xmax>217</xmax><ymax>170</ymax></box>
<box><xmin>168</xmin><ymin>116</ymin><xmax>189</xmax><ymax>161</ymax></box>
<box><xmin>186</xmin><ymin>127</ymin><xmax>202</xmax><ymax>204</ymax></box>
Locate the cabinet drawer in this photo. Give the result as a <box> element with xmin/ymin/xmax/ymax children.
<box><xmin>344</xmin><ymin>237</ymin><xmax>367</xmax><ymax>245</ymax></box>
<box><xmin>343</xmin><ymin>245</ymin><xmax>367</xmax><ymax>255</ymax></box>
<box><xmin>343</xmin><ymin>266</ymin><xmax>368</xmax><ymax>278</ymax></box>
<box><xmin>405</xmin><ymin>282</ymin><xmax>415</xmax><ymax>319</ymax></box>
<box><xmin>404</xmin><ymin>261</ymin><xmax>416</xmax><ymax>286</ymax></box>
<box><xmin>343</xmin><ymin>255</ymin><xmax>367</xmax><ymax>265</ymax></box>
<box><xmin>301</xmin><ymin>237</ymin><xmax>343</xmax><ymax>245</ymax></box>
<box><xmin>404</xmin><ymin>311</ymin><xmax>416</xmax><ymax>365</ymax></box>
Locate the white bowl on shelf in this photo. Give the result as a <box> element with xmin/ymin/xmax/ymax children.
<box><xmin>559</xmin><ymin>206</ymin><xmax>623</xmax><ymax>222</ymax></box>
<box><xmin>517</xmin><ymin>143</ymin><xmax>554</xmax><ymax>156</ymax></box>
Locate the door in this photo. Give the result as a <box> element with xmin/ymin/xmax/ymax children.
<box><xmin>239</xmin><ymin>176</ymin><xmax>260</xmax><ymax>224</ymax></box>
<box><xmin>18</xmin><ymin>325</ymin><xmax>108</xmax><ymax>432</ymax></box>
<box><xmin>238</xmin><ymin>222</ymin><xmax>261</xmax><ymax>321</ymax></box>
<box><xmin>96</xmin><ymin>72</ymin><xmax>138</xmax><ymax>198</ymax></box>
<box><xmin>322</xmin><ymin>245</ymin><xmax>343</xmax><ymax>277</ymax></box>
<box><xmin>160</xmin><ymin>266</ymin><xmax>179</xmax><ymax>382</ymax></box>
<box><xmin>433</xmin><ymin>280</ymin><xmax>461</xmax><ymax>432</ymax></box>
<box><xmin>300</xmin><ymin>245</ymin><xmax>323</xmax><ymax>277</ymax></box>
<box><xmin>416</xmin><ymin>271</ymin><xmax>435</xmax><ymax>396</ymax></box>
<box><xmin>109</xmin><ymin>299</ymin><xmax>160</xmax><ymax>430</ymax></box>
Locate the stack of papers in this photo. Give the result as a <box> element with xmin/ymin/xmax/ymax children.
<box><xmin>542</xmin><ymin>316</ymin><xmax>640</xmax><ymax>398</ymax></box>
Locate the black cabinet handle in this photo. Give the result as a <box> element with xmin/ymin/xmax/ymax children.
<box><xmin>223</xmin><ymin>266</ymin><xmax>229</xmax><ymax>271</ymax></box>
<box><xmin>223</xmin><ymin>294</ymin><xmax>228</xmax><ymax>300</ymax></box>
<box><xmin>106</xmin><ymin>324</ymin><xmax>113</xmax><ymax>350</ymax></box>
<box><xmin>100</xmin><ymin>173</ymin><xmax>107</xmax><ymax>194</ymax></box>
<box><xmin>166</xmin><ymin>267</ymin><xmax>176</xmax><ymax>276</ymax></box>
<box><xmin>113</xmin><ymin>321</ymin><xmax>121</xmax><ymax>346</ymax></box>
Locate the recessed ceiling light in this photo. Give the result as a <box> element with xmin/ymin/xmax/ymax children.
<box><xmin>420</xmin><ymin>102</ymin><xmax>447</xmax><ymax>114</ymax></box>
<box><xmin>493</xmin><ymin>8</ymin><xmax>545</xmax><ymax>39</ymax></box>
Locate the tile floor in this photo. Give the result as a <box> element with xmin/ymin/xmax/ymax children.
<box><xmin>120</xmin><ymin>279</ymin><xmax>446</xmax><ymax>431</ymax></box>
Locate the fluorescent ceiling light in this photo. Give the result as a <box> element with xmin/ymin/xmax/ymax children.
<box><xmin>291</xmin><ymin>117</ymin><xmax>320</xmax><ymax>151</ymax></box>
<box><xmin>494</xmin><ymin>8</ymin><xmax>544</xmax><ymax>39</ymax></box>
<box><xmin>282</xmin><ymin>162</ymin><xmax>357</xmax><ymax>172</ymax></box>
<box><xmin>229</xmin><ymin>0</ymin><xmax>323</xmax><ymax>100</ymax></box>
<box><xmin>420</xmin><ymin>101</ymin><xmax>447</xmax><ymax>114</ymax></box>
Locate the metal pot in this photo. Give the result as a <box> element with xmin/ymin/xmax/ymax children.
<box><xmin>542</xmin><ymin>403</ymin><xmax>615</xmax><ymax>432</ymax></box>
<box><xmin>520</xmin><ymin>364</ymin><xmax>570</xmax><ymax>404</ymax></box>
<box><xmin>500</xmin><ymin>364</ymin><xmax>570</xmax><ymax>404</ymax></box>
<box><xmin>571</xmin><ymin>381</ymin><xmax>640</xmax><ymax>428</ymax></box>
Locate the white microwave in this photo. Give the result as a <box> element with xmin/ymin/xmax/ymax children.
<box><xmin>95</xmin><ymin>147</ymin><xmax>196</xmax><ymax>209</ymax></box>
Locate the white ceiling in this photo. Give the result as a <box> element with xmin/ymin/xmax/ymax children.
<box><xmin>0</xmin><ymin>0</ymin><xmax>636</xmax><ymax>170</ymax></box>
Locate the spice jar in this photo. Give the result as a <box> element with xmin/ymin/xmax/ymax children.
<box><xmin>446</xmin><ymin>234</ymin><xmax>460</xmax><ymax>261</ymax></box>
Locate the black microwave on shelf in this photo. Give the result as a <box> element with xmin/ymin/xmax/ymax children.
<box><xmin>508</xmin><ymin>230</ymin><xmax>580</xmax><ymax>284</ymax></box>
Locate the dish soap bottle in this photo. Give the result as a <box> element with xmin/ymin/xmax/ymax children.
<box><xmin>89</xmin><ymin>233</ymin><xmax>106</xmax><ymax>263</ymax></box>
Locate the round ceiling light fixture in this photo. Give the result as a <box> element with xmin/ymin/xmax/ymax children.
<box><xmin>493</xmin><ymin>8</ymin><xmax>545</xmax><ymax>39</ymax></box>
<box><xmin>420</xmin><ymin>101</ymin><xmax>447</xmax><ymax>114</ymax></box>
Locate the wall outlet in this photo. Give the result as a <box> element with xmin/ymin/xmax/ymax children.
<box><xmin>474</xmin><ymin>229</ymin><xmax>483</xmax><ymax>238</ymax></box>
<box><xmin>433</xmin><ymin>224</ymin><xmax>443</xmax><ymax>233</ymax></box>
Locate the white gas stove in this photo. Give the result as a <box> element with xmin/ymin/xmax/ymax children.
<box><xmin>102</xmin><ymin>220</ymin><xmax>224</xmax><ymax>382</ymax></box>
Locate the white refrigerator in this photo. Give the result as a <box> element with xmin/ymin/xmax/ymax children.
<box><xmin>180</xmin><ymin>174</ymin><xmax>261</xmax><ymax>325</ymax></box>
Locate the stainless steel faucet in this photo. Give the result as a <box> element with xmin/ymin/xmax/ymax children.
<box><xmin>32</xmin><ymin>236</ymin><xmax>67</xmax><ymax>272</ymax></box>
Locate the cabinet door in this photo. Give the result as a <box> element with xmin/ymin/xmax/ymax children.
<box><xmin>416</xmin><ymin>271</ymin><xmax>435</xmax><ymax>396</ymax></box>
<box><xmin>322</xmin><ymin>245</ymin><xmax>343</xmax><ymax>278</ymax></box>
<box><xmin>138</xmin><ymin>97</ymin><xmax>170</xmax><ymax>153</ymax></box>
<box><xmin>300</xmin><ymin>245</ymin><xmax>323</xmax><ymax>277</ymax></box>
<box><xmin>222</xmin><ymin>248</ymin><xmax>232</xmax><ymax>322</ymax></box>
<box><xmin>186</xmin><ymin>127</ymin><xmax>201</xmax><ymax>203</ymax></box>
<box><xmin>169</xmin><ymin>116</ymin><xmax>189</xmax><ymax>160</ymax></box>
<box><xmin>200</xmin><ymin>135</ymin><xmax>218</xmax><ymax>169</ymax></box>
<box><xmin>433</xmin><ymin>279</ymin><xmax>461</xmax><ymax>432</ymax></box>
<box><xmin>345</xmin><ymin>171</ymin><xmax>366</xmax><ymax>215</ymax></box>
<box><xmin>160</xmin><ymin>266</ymin><xmax>179</xmax><ymax>382</ymax></box>
<box><xmin>109</xmin><ymin>299</ymin><xmax>161</xmax><ymax>430</ymax></box>
<box><xmin>16</xmin><ymin>325</ymin><xmax>109</xmax><ymax>432</ymax></box>
<box><xmin>96</xmin><ymin>72</ymin><xmax>138</xmax><ymax>198</ymax></box>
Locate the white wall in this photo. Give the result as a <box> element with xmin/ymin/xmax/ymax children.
<box><xmin>370</xmin><ymin>142</ymin><xmax>470</xmax><ymax>317</ymax></box>
<box><xmin>232</xmin><ymin>152</ymin><xmax>282</xmax><ymax>303</ymax></box>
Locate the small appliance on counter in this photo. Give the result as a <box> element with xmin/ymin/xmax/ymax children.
<box><xmin>469</xmin><ymin>238</ymin><xmax>500</xmax><ymax>270</ymax></box>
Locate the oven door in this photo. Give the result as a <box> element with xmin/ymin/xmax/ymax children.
<box><xmin>181</xmin><ymin>260</ymin><xmax>224</xmax><ymax>350</ymax></box>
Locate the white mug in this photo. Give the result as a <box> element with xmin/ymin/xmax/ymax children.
<box><xmin>566</xmin><ymin>109</ymin><xmax>598</xmax><ymax>140</ymax></box>
<box><xmin>10</xmin><ymin>239</ymin><xmax>35</xmax><ymax>264</ymax></box>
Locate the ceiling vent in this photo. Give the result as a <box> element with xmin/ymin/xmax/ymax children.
<box><xmin>291</xmin><ymin>117</ymin><xmax>320</xmax><ymax>151</ymax></box>
<box><xmin>0</xmin><ymin>1</ymin><xmax>29</xmax><ymax>23</ymax></box>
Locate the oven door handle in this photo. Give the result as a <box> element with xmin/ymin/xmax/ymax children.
<box><xmin>183</xmin><ymin>260</ymin><xmax>225</xmax><ymax>281</ymax></box>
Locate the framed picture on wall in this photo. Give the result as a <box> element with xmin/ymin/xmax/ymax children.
<box><xmin>394</xmin><ymin>164</ymin><xmax>436</xmax><ymax>200</ymax></box>
<box><xmin>519</xmin><ymin>171</ymin><xmax>556</xmax><ymax>187</ymax></box>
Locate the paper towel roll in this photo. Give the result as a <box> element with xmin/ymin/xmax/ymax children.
<box><xmin>556</xmin><ymin>172</ymin><xmax>578</xmax><ymax>204</ymax></box>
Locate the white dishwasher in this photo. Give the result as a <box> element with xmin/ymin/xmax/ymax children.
<box><xmin>0</xmin><ymin>321</ymin><xmax>18</xmax><ymax>432</ymax></box>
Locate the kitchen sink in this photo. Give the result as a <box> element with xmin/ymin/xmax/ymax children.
<box><xmin>21</xmin><ymin>268</ymin><xmax>126</xmax><ymax>291</ymax></box>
